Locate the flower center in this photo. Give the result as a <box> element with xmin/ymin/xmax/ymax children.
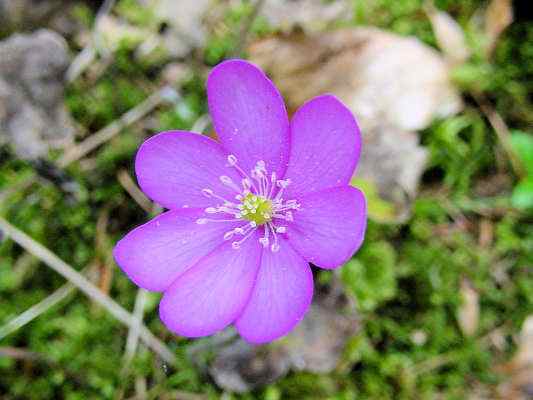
<box><xmin>240</xmin><ymin>193</ymin><xmax>272</xmax><ymax>225</ymax></box>
<box><xmin>196</xmin><ymin>155</ymin><xmax>300</xmax><ymax>252</ymax></box>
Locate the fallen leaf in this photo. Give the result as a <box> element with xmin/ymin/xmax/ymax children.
<box><xmin>497</xmin><ymin>316</ymin><xmax>533</xmax><ymax>399</ymax></box>
<box><xmin>260</xmin><ymin>0</ymin><xmax>353</xmax><ymax>33</ymax></box>
<box><xmin>457</xmin><ymin>278</ymin><xmax>479</xmax><ymax>337</ymax></box>
<box><xmin>249</xmin><ymin>28</ymin><xmax>461</xmax><ymax>221</ymax></box>
<box><xmin>425</xmin><ymin>3</ymin><xmax>470</xmax><ymax>65</ymax></box>
<box><xmin>249</xmin><ymin>28</ymin><xmax>462</xmax><ymax>130</ymax></box>
<box><xmin>484</xmin><ymin>0</ymin><xmax>513</xmax><ymax>57</ymax></box>
<box><xmin>98</xmin><ymin>14</ymin><xmax>149</xmax><ymax>52</ymax></box>
<box><xmin>152</xmin><ymin>0</ymin><xmax>212</xmax><ymax>57</ymax></box>
<box><xmin>354</xmin><ymin>127</ymin><xmax>429</xmax><ymax>222</ymax></box>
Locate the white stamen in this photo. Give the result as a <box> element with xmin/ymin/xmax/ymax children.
<box><xmin>220</xmin><ymin>175</ymin><xmax>242</xmax><ymax>193</ymax></box>
<box><xmin>201</xmin><ymin>188</ymin><xmax>213</xmax><ymax>197</ymax></box>
<box><xmin>199</xmin><ymin>157</ymin><xmax>300</xmax><ymax>252</ymax></box>
<box><xmin>227</xmin><ymin>154</ymin><xmax>238</xmax><ymax>166</ymax></box>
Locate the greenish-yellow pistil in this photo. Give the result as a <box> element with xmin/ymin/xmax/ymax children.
<box><xmin>240</xmin><ymin>193</ymin><xmax>273</xmax><ymax>225</ymax></box>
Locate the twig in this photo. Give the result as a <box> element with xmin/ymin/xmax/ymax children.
<box><xmin>66</xmin><ymin>0</ymin><xmax>116</xmax><ymax>82</ymax></box>
<box><xmin>474</xmin><ymin>94</ymin><xmax>526</xmax><ymax>178</ymax></box>
<box><xmin>0</xmin><ymin>346</ymin><xmax>44</xmax><ymax>361</ymax></box>
<box><xmin>411</xmin><ymin>353</ymin><xmax>456</xmax><ymax>375</ymax></box>
<box><xmin>58</xmin><ymin>87</ymin><xmax>178</xmax><ymax>167</ymax></box>
<box><xmin>191</xmin><ymin>114</ymin><xmax>211</xmax><ymax>134</ymax></box>
<box><xmin>231</xmin><ymin>0</ymin><xmax>266</xmax><ymax>56</ymax></box>
<box><xmin>0</xmin><ymin>264</ymin><xmax>100</xmax><ymax>341</ymax></box>
<box><xmin>117</xmin><ymin>169</ymin><xmax>154</xmax><ymax>214</ymax></box>
<box><xmin>123</xmin><ymin>288</ymin><xmax>148</xmax><ymax>369</ymax></box>
<box><xmin>0</xmin><ymin>280</ymin><xmax>75</xmax><ymax>341</ymax></box>
<box><xmin>0</xmin><ymin>216</ymin><xmax>176</xmax><ymax>365</ymax></box>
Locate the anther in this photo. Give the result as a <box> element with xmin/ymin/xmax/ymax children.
<box><xmin>276</xmin><ymin>226</ymin><xmax>287</xmax><ymax>233</ymax></box>
<box><xmin>271</xmin><ymin>243</ymin><xmax>280</xmax><ymax>252</ymax></box>
<box><xmin>227</xmin><ymin>154</ymin><xmax>238</xmax><ymax>166</ymax></box>
<box><xmin>223</xmin><ymin>231</ymin><xmax>234</xmax><ymax>240</ymax></box>
<box><xmin>220</xmin><ymin>175</ymin><xmax>233</xmax><ymax>185</ymax></box>
<box><xmin>277</xmin><ymin>179</ymin><xmax>290</xmax><ymax>189</ymax></box>
<box><xmin>196</xmin><ymin>218</ymin><xmax>208</xmax><ymax>225</ymax></box>
<box><xmin>201</xmin><ymin>188</ymin><xmax>213</xmax><ymax>197</ymax></box>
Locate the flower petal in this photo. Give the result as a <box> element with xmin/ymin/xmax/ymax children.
<box><xmin>235</xmin><ymin>238</ymin><xmax>313</xmax><ymax>344</ymax></box>
<box><xmin>287</xmin><ymin>186</ymin><xmax>366</xmax><ymax>269</ymax></box>
<box><xmin>207</xmin><ymin>59</ymin><xmax>290</xmax><ymax>177</ymax></box>
<box><xmin>113</xmin><ymin>209</ymin><xmax>242</xmax><ymax>292</ymax></box>
<box><xmin>283</xmin><ymin>95</ymin><xmax>361</xmax><ymax>199</ymax></box>
<box><xmin>135</xmin><ymin>131</ymin><xmax>242</xmax><ymax>209</ymax></box>
<box><xmin>159</xmin><ymin>232</ymin><xmax>262</xmax><ymax>338</ymax></box>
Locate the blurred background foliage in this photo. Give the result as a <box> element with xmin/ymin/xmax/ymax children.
<box><xmin>0</xmin><ymin>0</ymin><xmax>532</xmax><ymax>399</ymax></box>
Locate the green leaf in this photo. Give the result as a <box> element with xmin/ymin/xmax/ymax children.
<box><xmin>511</xmin><ymin>178</ymin><xmax>533</xmax><ymax>209</ymax></box>
<box><xmin>510</xmin><ymin>131</ymin><xmax>533</xmax><ymax>176</ymax></box>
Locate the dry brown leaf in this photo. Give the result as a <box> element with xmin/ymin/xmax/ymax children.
<box><xmin>260</xmin><ymin>0</ymin><xmax>353</xmax><ymax>33</ymax></box>
<box><xmin>425</xmin><ymin>3</ymin><xmax>470</xmax><ymax>65</ymax></box>
<box><xmin>152</xmin><ymin>0</ymin><xmax>212</xmax><ymax>57</ymax></box>
<box><xmin>249</xmin><ymin>28</ymin><xmax>462</xmax><ymax>221</ymax></box>
<box><xmin>457</xmin><ymin>278</ymin><xmax>479</xmax><ymax>337</ymax></box>
<box><xmin>485</xmin><ymin>0</ymin><xmax>513</xmax><ymax>56</ymax></box>
<box><xmin>496</xmin><ymin>316</ymin><xmax>533</xmax><ymax>399</ymax></box>
<box><xmin>249</xmin><ymin>28</ymin><xmax>462</xmax><ymax>131</ymax></box>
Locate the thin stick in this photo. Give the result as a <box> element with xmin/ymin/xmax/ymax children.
<box><xmin>0</xmin><ymin>216</ymin><xmax>175</xmax><ymax>365</ymax></box>
<box><xmin>231</xmin><ymin>0</ymin><xmax>266</xmax><ymax>56</ymax></box>
<box><xmin>58</xmin><ymin>87</ymin><xmax>178</xmax><ymax>167</ymax></box>
<box><xmin>0</xmin><ymin>346</ymin><xmax>44</xmax><ymax>361</ymax></box>
<box><xmin>0</xmin><ymin>280</ymin><xmax>75</xmax><ymax>341</ymax></box>
<box><xmin>475</xmin><ymin>95</ymin><xmax>526</xmax><ymax>178</ymax></box>
<box><xmin>66</xmin><ymin>0</ymin><xmax>116</xmax><ymax>82</ymax></box>
<box><xmin>191</xmin><ymin>114</ymin><xmax>211</xmax><ymax>134</ymax></box>
<box><xmin>0</xmin><ymin>265</ymin><xmax>98</xmax><ymax>341</ymax></box>
<box><xmin>123</xmin><ymin>288</ymin><xmax>148</xmax><ymax>368</ymax></box>
<box><xmin>117</xmin><ymin>169</ymin><xmax>154</xmax><ymax>214</ymax></box>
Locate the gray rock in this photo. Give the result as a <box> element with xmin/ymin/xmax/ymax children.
<box><xmin>0</xmin><ymin>29</ymin><xmax>74</xmax><ymax>159</ymax></box>
<box><xmin>0</xmin><ymin>0</ymin><xmax>76</xmax><ymax>34</ymax></box>
<box><xmin>198</xmin><ymin>293</ymin><xmax>359</xmax><ymax>393</ymax></box>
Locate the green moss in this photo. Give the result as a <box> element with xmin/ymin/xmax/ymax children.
<box><xmin>1</xmin><ymin>0</ymin><xmax>532</xmax><ymax>398</ymax></box>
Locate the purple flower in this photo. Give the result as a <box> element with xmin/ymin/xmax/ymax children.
<box><xmin>113</xmin><ymin>59</ymin><xmax>366</xmax><ymax>344</ymax></box>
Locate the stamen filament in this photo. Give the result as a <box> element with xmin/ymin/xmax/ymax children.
<box><xmin>199</xmin><ymin>156</ymin><xmax>300</xmax><ymax>252</ymax></box>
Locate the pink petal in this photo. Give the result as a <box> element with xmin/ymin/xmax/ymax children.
<box><xmin>207</xmin><ymin>59</ymin><xmax>290</xmax><ymax>178</ymax></box>
<box><xmin>287</xmin><ymin>186</ymin><xmax>366</xmax><ymax>269</ymax></box>
<box><xmin>159</xmin><ymin>232</ymin><xmax>262</xmax><ymax>338</ymax></box>
<box><xmin>283</xmin><ymin>95</ymin><xmax>361</xmax><ymax>199</ymax></box>
<box><xmin>113</xmin><ymin>209</ymin><xmax>242</xmax><ymax>292</ymax></box>
<box><xmin>235</xmin><ymin>238</ymin><xmax>313</xmax><ymax>344</ymax></box>
<box><xmin>135</xmin><ymin>131</ymin><xmax>242</xmax><ymax>209</ymax></box>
